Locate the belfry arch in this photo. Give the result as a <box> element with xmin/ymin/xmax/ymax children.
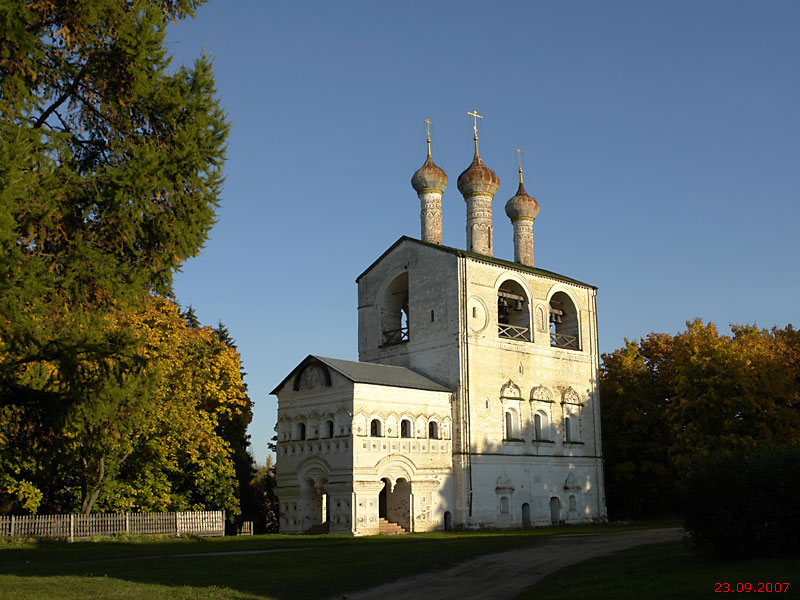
<box><xmin>549</xmin><ymin>290</ymin><xmax>580</xmax><ymax>350</ymax></box>
<box><xmin>497</xmin><ymin>279</ymin><xmax>531</xmax><ymax>342</ymax></box>
<box><xmin>380</xmin><ymin>271</ymin><xmax>409</xmax><ymax>346</ymax></box>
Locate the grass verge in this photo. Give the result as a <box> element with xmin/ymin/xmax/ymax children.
<box><xmin>516</xmin><ymin>541</ymin><xmax>800</xmax><ymax>600</ymax></box>
<box><xmin>0</xmin><ymin>522</ymin><xmax>674</xmax><ymax>600</ymax></box>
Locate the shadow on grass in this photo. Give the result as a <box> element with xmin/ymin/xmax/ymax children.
<box><xmin>0</xmin><ymin>523</ymin><xmax>679</xmax><ymax>600</ymax></box>
<box><xmin>515</xmin><ymin>541</ymin><xmax>800</xmax><ymax>600</ymax></box>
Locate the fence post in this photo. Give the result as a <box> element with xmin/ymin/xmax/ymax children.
<box><xmin>9</xmin><ymin>515</ymin><xmax>14</xmax><ymax>537</ymax></box>
<box><xmin>69</xmin><ymin>514</ymin><xmax>74</xmax><ymax>543</ymax></box>
<box><xmin>125</xmin><ymin>512</ymin><xmax>130</xmax><ymax>535</ymax></box>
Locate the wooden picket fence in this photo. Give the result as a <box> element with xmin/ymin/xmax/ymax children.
<box><xmin>0</xmin><ymin>511</ymin><xmax>224</xmax><ymax>541</ymax></box>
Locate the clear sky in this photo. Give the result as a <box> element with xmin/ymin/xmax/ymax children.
<box><xmin>165</xmin><ymin>1</ymin><xmax>800</xmax><ymax>465</ymax></box>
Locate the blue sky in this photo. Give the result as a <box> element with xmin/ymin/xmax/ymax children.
<box><xmin>165</xmin><ymin>1</ymin><xmax>800</xmax><ymax>464</ymax></box>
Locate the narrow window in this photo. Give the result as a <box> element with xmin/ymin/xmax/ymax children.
<box><xmin>472</xmin><ymin>306</ymin><xmax>477</xmax><ymax>318</ymax></box>
<box><xmin>428</xmin><ymin>421</ymin><xmax>439</xmax><ymax>439</ymax></box>
<box><xmin>400</xmin><ymin>419</ymin><xmax>411</xmax><ymax>438</ymax></box>
<box><xmin>370</xmin><ymin>419</ymin><xmax>382</xmax><ymax>437</ymax></box>
<box><xmin>324</xmin><ymin>420</ymin><xmax>334</xmax><ymax>438</ymax></box>
<box><xmin>534</xmin><ymin>413</ymin><xmax>542</xmax><ymax>440</ymax></box>
<box><xmin>564</xmin><ymin>417</ymin><xmax>571</xmax><ymax>442</ymax></box>
<box><xmin>505</xmin><ymin>412</ymin><xmax>513</xmax><ymax>440</ymax></box>
<box><xmin>431</xmin><ymin>309</ymin><xmax>435</xmax><ymax>322</ymax></box>
<box><xmin>500</xmin><ymin>496</ymin><xmax>509</xmax><ymax>514</ymax></box>
<box><xmin>295</xmin><ymin>422</ymin><xmax>306</xmax><ymax>441</ymax></box>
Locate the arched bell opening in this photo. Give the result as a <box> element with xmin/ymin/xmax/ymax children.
<box><xmin>380</xmin><ymin>272</ymin><xmax>410</xmax><ymax>346</ymax></box>
<box><xmin>549</xmin><ymin>291</ymin><xmax>580</xmax><ymax>350</ymax></box>
<box><xmin>497</xmin><ymin>280</ymin><xmax>531</xmax><ymax>342</ymax></box>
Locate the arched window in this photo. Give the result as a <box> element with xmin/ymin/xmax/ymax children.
<box><xmin>569</xmin><ymin>494</ymin><xmax>577</xmax><ymax>513</ymax></box>
<box><xmin>534</xmin><ymin>410</ymin><xmax>550</xmax><ymax>441</ymax></box>
<box><xmin>497</xmin><ymin>280</ymin><xmax>531</xmax><ymax>342</ymax></box>
<box><xmin>370</xmin><ymin>419</ymin><xmax>382</xmax><ymax>437</ymax></box>
<box><xmin>400</xmin><ymin>419</ymin><xmax>412</xmax><ymax>438</ymax></box>
<box><xmin>504</xmin><ymin>411</ymin><xmax>515</xmax><ymax>440</ymax></box>
<box><xmin>294</xmin><ymin>422</ymin><xmax>306</xmax><ymax>441</ymax></box>
<box><xmin>323</xmin><ymin>420</ymin><xmax>334</xmax><ymax>438</ymax></box>
<box><xmin>564</xmin><ymin>416</ymin><xmax>571</xmax><ymax>442</ymax></box>
<box><xmin>549</xmin><ymin>291</ymin><xmax>579</xmax><ymax>350</ymax></box>
<box><xmin>428</xmin><ymin>421</ymin><xmax>439</xmax><ymax>439</ymax></box>
<box><xmin>381</xmin><ymin>272</ymin><xmax>410</xmax><ymax>346</ymax></box>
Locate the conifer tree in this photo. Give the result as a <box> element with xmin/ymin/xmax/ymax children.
<box><xmin>0</xmin><ymin>0</ymin><xmax>230</xmax><ymax>513</ymax></box>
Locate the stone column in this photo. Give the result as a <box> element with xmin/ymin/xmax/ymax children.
<box><xmin>465</xmin><ymin>193</ymin><xmax>493</xmax><ymax>256</ymax></box>
<box><xmin>511</xmin><ymin>217</ymin><xmax>534</xmax><ymax>266</ymax></box>
<box><xmin>419</xmin><ymin>190</ymin><xmax>443</xmax><ymax>244</ymax></box>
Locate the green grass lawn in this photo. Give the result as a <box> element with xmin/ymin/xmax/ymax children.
<box><xmin>517</xmin><ymin>541</ymin><xmax>800</xmax><ymax>600</ymax></box>
<box><xmin>0</xmin><ymin>521</ymin><xmax>688</xmax><ymax>600</ymax></box>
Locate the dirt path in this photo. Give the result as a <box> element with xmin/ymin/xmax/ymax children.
<box><xmin>339</xmin><ymin>527</ymin><xmax>683</xmax><ymax>600</ymax></box>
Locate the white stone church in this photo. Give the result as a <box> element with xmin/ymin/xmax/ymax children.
<box><xmin>272</xmin><ymin>124</ymin><xmax>607</xmax><ymax>535</ymax></box>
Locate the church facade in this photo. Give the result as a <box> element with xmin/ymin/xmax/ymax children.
<box><xmin>272</xmin><ymin>124</ymin><xmax>607</xmax><ymax>535</ymax></box>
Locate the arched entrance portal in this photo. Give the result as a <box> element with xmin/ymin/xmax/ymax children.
<box><xmin>550</xmin><ymin>497</ymin><xmax>561</xmax><ymax>526</ymax></box>
<box><xmin>378</xmin><ymin>477</ymin><xmax>412</xmax><ymax>531</ymax></box>
<box><xmin>379</xmin><ymin>478</ymin><xmax>389</xmax><ymax>518</ymax></box>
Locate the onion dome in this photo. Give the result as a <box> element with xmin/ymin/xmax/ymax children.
<box><xmin>457</xmin><ymin>139</ymin><xmax>500</xmax><ymax>197</ymax></box>
<box><xmin>411</xmin><ymin>140</ymin><xmax>448</xmax><ymax>193</ymax></box>
<box><xmin>505</xmin><ymin>169</ymin><xmax>540</xmax><ymax>220</ymax></box>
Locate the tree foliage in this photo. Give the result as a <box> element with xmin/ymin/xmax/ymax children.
<box><xmin>0</xmin><ymin>0</ymin><xmax>246</xmax><ymax>515</ymax></box>
<box><xmin>1</xmin><ymin>296</ymin><xmax>252</xmax><ymax>515</ymax></box>
<box><xmin>601</xmin><ymin>320</ymin><xmax>800</xmax><ymax>520</ymax></box>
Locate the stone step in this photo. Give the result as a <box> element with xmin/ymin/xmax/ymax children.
<box><xmin>377</xmin><ymin>517</ymin><xmax>407</xmax><ymax>535</ymax></box>
<box><xmin>304</xmin><ymin>522</ymin><xmax>330</xmax><ymax>535</ymax></box>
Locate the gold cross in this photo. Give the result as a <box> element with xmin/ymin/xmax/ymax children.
<box><xmin>424</xmin><ymin>118</ymin><xmax>433</xmax><ymax>139</ymax></box>
<box><xmin>467</xmin><ymin>109</ymin><xmax>483</xmax><ymax>137</ymax></box>
<box><xmin>515</xmin><ymin>147</ymin><xmax>523</xmax><ymax>169</ymax></box>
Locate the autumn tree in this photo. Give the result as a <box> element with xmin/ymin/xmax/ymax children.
<box><xmin>0</xmin><ymin>296</ymin><xmax>252</xmax><ymax>515</ymax></box>
<box><xmin>600</xmin><ymin>321</ymin><xmax>800</xmax><ymax>519</ymax></box>
<box><xmin>600</xmin><ymin>333</ymin><xmax>676</xmax><ymax>519</ymax></box>
<box><xmin>0</xmin><ymin>0</ymin><xmax>230</xmax><ymax>513</ymax></box>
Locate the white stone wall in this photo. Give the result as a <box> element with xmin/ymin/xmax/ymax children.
<box><xmin>356</xmin><ymin>239</ymin><xmax>607</xmax><ymax>530</ymax></box>
<box><xmin>351</xmin><ymin>383</ymin><xmax>454</xmax><ymax>534</ymax></box>
<box><xmin>275</xmin><ymin>365</ymin><xmax>454</xmax><ymax>535</ymax></box>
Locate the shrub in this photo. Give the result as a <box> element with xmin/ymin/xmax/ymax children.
<box><xmin>683</xmin><ymin>445</ymin><xmax>800</xmax><ymax>560</ymax></box>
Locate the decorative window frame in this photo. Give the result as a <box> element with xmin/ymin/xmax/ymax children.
<box><xmin>561</xmin><ymin>386</ymin><xmax>584</xmax><ymax>444</ymax></box>
<box><xmin>530</xmin><ymin>385</ymin><xmax>555</xmax><ymax>442</ymax></box>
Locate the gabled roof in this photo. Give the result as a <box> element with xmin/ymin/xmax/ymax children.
<box><xmin>270</xmin><ymin>355</ymin><xmax>451</xmax><ymax>395</ymax></box>
<box><xmin>355</xmin><ymin>236</ymin><xmax>596</xmax><ymax>289</ymax></box>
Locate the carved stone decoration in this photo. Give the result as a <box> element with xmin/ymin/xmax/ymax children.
<box><xmin>562</xmin><ymin>386</ymin><xmax>581</xmax><ymax>405</ymax></box>
<box><xmin>564</xmin><ymin>472</ymin><xmax>581</xmax><ymax>491</ymax></box>
<box><xmin>536</xmin><ymin>305</ymin><xmax>546</xmax><ymax>332</ymax></box>
<box><xmin>495</xmin><ymin>471</ymin><xmax>514</xmax><ymax>494</ymax></box>
<box><xmin>531</xmin><ymin>385</ymin><xmax>553</xmax><ymax>402</ymax></box>
<box><xmin>415</xmin><ymin>493</ymin><xmax>432</xmax><ymax>522</ymax></box>
<box><xmin>500</xmin><ymin>380</ymin><xmax>521</xmax><ymax>399</ymax></box>
<box><xmin>298</xmin><ymin>364</ymin><xmax>329</xmax><ymax>391</ymax></box>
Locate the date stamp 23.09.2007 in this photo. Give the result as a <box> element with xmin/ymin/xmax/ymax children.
<box><xmin>715</xmin><ymin>582</ymin><xmax>789</xmax><ymax>593</ymax></box>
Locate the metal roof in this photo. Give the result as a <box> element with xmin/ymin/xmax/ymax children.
<box><xmin>271</xmin><ymin>355</ymin><xmax>452</xmax><ymax>395</ymax></box>
<box><xmin>355</xmin><ymin>236</ymin><xmax>596</xmax><ymax>289</ymax></box>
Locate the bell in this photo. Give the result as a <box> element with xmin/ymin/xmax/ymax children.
<box><xmin>514</xmin><ymin>299</ymin><xmax>523</xmax><ymax>311</ymax></box>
